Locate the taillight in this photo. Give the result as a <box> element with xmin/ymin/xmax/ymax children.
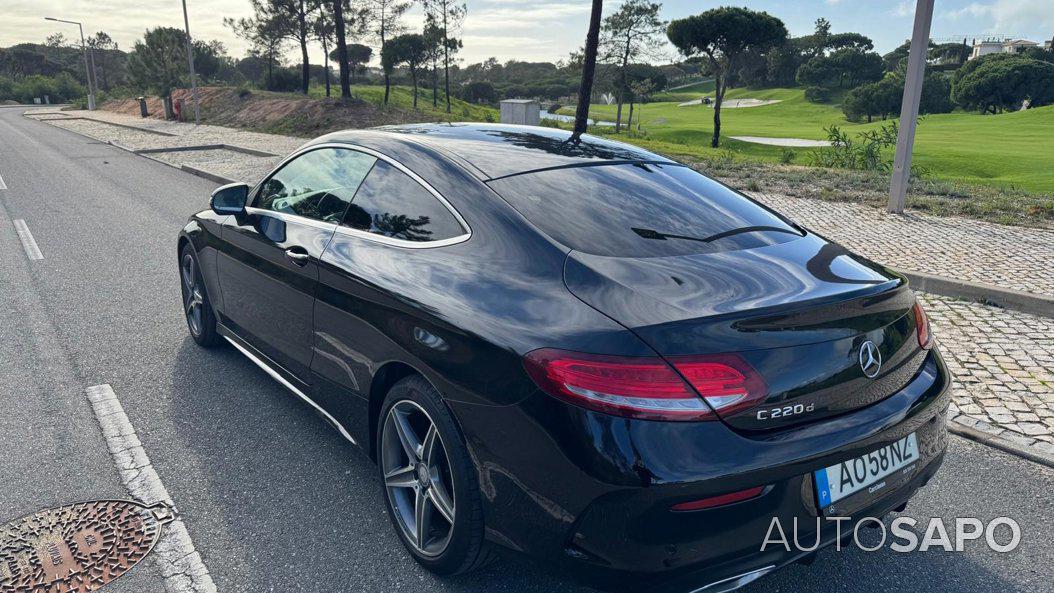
<box><xmin>669</xmin><ymin>355</ymin><xmax>768</xmax><ymax>417</ymax></box>
<box><xmin>523</xmin><ymin>349</ymin><xmax>766</xmax><ymax>421</ymax></box>
<box><xmin>913</xmin><ymin>301</ymin><xmax>932</xmax><ymax>350</ymax></box>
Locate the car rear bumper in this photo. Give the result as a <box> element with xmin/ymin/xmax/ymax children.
<box><xmin>450</xmin><ymin>348</ymin><xmax>950</xmax><ymax>591</ymax></box>
<box><xmin>579</xmin><ymin>446</ymin><xmax>946</xmax><ymax>592</ymax></box>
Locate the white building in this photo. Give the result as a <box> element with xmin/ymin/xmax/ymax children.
<box><xmin>1003</xmin><ymin>39</ymin><xmax>1039</xmax><ymax>53</ymax></box>
<box><xmin>969</xmin><ymin>37</ymin><xmax>1042</xmax><ymax>60</ymax></box>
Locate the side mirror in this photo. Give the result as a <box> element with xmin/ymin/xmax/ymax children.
<box><xmin>211</xmin><ymin>182</ymin><xmax>249</xmax><ymax>215</ymax></box>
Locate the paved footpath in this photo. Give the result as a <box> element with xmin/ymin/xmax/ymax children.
<box><xmin>748</xmin><ymin>191</ymin><xmax>1054</xmax><ymax>298</ymax></box>
<box><xmin>28</xmin><ymin>107</ymin><xmax>1054</xmax><ymax>464</ymax></box>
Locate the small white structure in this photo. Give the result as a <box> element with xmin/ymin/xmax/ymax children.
<box><xmin>969</xmin><ymin>38</ymin><xmax>1004</xmax><ymax>60</ymax></box>
<box><xmin>499</xmin><ymin>99</ymin><xmax>540</xmax><ymax>126</ymax></box>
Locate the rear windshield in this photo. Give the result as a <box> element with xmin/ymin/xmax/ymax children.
<box><xmin>487</xmin><ymin>163</ymin><xmax>803</xmax><ymax>258</ymax></box>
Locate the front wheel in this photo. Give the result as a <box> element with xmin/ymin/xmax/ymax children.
<box><xmin>179</xmin><ymin>244</ymin><xmax>220</xmax><ymax>347</ymax></box>
<box><xmin>377</xmin><ymin>376</ymin><xmax>494</xmax><ymax>575</ymax></box>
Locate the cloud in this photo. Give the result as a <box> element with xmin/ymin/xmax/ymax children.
<box><xmin>890</xmin><ymin>1</ymin><xmax>915</xmax><ymax>17</ymax></box>
<box><xmin>463</xmin><ymin>2</ymin><xmax>590</xmax><ymax>31</ymax></box>
<box><xmin>944</xmin><ymin>1</ymin><xmax>1054</xmax><ymax>34</ymax></box>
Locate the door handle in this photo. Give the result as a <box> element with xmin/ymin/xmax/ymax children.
<box><xmin>285</xmin><ymin>248</ymin><xmax>311</xmax><ymax>266</ymax></box>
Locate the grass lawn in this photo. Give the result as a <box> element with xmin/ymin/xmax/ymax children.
<box><xmin>558</xmin><ymin>87</ymin><xmax>1054</xmax><ymax>194</ymax></box>
<box><xmin>653</xmin><ymin>78</ymin><xmax>716</xmax><ymax>102</ymax></box>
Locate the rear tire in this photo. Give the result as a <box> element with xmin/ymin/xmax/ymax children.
<box><xmin>377</xmin><ymin>375</ymin><xmax>494</xmax><ymax>575</ymax></box>
<box><xmin>179</xmin><ymin>244</ymin><xmax>220</xmax><ymax>347</ymax></box>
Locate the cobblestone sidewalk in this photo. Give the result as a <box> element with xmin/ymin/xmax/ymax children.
<box><xmin>749</xmin><ymin>192</ymin><xmax>1054</xmax><ymax>297</ymax></box>
<box><xmin>921</xmin><ymin>295</ymin><xmax>1054</xmax><ymax>456</ymax></box>
<box><xmin>27</xmin><ymin>107</ymin><xmax>1054</xmax><ymax>463</ymax></box>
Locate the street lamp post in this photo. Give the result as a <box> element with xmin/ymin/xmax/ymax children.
<box><xmin>44</xmin><ymin>17</ymin><xmax>96</xmax><ymax>110</ymax></box>
<box><xmin>181</xmin><ymin>0</ymin><xmax>201</xmax><ymax>125</ymax></box>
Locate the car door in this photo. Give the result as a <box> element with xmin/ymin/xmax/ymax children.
<box><xmin>310</xmin><ymin>158</ymin><xmax>471</xmax><ymax>431</ymax></box>
<box><xmin>217</xmin><ymin>146</ymin><xmax>377</xmax><ymax>383</ymax></box>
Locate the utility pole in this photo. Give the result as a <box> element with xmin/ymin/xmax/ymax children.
<box><xmin>887</xmin><ymin>0</ymin><xmax>935</xmax><ymax>213</ymax></box>
<box><xmin>181</xmin><ymin>0</ymin><xmax>201</xmax><ymax>124</ymax></box>
<box><xmin>44</xmin><ymin>17</ymin><xmax>95</xmax><ymax>110</ymax></box>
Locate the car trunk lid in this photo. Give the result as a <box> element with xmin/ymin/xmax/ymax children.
<box><xmin>563</xmin><ymin>234</ymin><xmax>927</xmax><ymax>432</ymax></box>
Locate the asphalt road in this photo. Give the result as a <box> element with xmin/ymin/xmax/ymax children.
<box><xmin>0</xmin><ymin>108</ymin><xmax>1051</xmax><ymax>593</ymax></box>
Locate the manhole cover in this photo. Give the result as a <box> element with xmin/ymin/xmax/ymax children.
<box><xmin>0</xmin><ymin>500</ymin><xmax>173</xmax><ymax>593</ymax></box>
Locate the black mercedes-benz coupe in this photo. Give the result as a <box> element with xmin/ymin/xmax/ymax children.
<box><xmin>177</xmin><ymin>123</ymin><xmax>949</xmax><ymax>592</ymax></box>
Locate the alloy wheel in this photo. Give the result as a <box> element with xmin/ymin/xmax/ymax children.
<box><xmin>181</xmin><ymin>253</ymin><xmax>204</xmax><ymax>337</ymax></box>
<box><xmin>380</xmin><ymin>400</ymin><xmax>456</xmax><ymax>557</ymax></box>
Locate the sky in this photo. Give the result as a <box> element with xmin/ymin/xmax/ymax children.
<box><xmin>3</xmin><ymin>0</ymin><xmax>1053</xmax><ymax>67</ymax></box>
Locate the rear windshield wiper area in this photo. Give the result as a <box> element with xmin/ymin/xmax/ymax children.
<box><xmin>631</xmin><ymin>225</ymin><xmax>805</xmax><ymax>244</ymax></box>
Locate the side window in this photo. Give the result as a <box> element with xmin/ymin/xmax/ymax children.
<box><xmin>256</xmin><ymin>148</ymin><xmax>376</xmax><ymax>224</ymax></box>
<box><xmin>342</xmin><ymin>160</ymin><xmax>465</xmax><ymax>243</ymax></box>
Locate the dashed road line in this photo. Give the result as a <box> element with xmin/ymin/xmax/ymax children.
<box><xmin>86</xmin><ymin>384</ymin><xmax>218</xmax><ymax>593</ymax></box>
<box><xmin>0</xmin><ymin>173</ymin><xmax>7</xmax><ymax>190</ymax></box>
<box><xmin>12</xmin><ymin>219</ymin><xmax>43</xmax><ymax>260</ymax></box>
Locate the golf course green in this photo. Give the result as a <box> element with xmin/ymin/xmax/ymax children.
<box><xmin>566</xmin><ymin>88</ymin><xmax>1054</xmax><ymax>193</ymax></box>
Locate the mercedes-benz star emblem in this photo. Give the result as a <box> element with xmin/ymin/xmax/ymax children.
<box><xmin>859</xmin><ymin>341</ymin><xmax>882</xmax><ymax>378</ymax></box>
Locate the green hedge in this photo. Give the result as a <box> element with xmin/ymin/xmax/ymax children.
<box><xmin>0</xmin><ymin>73</ymin><xmax>85</xmax><ymax>104</ymax></box>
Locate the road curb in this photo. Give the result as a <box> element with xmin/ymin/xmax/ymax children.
<box><xmin>134</xmin><ymin>144</ymin><xmax>278</xmax><ymax>157</ymax></box>
<box><xmin>949</xmin><ymin>418</ymin><xmax>1054</xmax><ymax>468</ymax></box>
<box><xmin>34</xmin><ymin>115</ymin><xmax>179</xmax><ymax>136</ymax></box>
<box><xmin>179</xmin><ymin>165</ymin><xmax>236</xmax><ymax>185</ymax></box>
<box><xmin>101</xmin><ymin>134</ymin><xmax>236</xmax><ymax>187</ymax></box>
<box><xmin>897</xmin><ymin>270</ymin><xmax>1054</xmax><ymax>318</ymax></box>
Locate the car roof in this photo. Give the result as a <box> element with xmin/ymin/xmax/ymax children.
<box><xmin>313</xmin><ymin>123</ymin><xmax>676</xmax><ymax>180</ymax></box>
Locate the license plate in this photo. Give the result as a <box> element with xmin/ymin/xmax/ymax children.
<box><xmin>814</xmin><ymin>433</ymin><xmax>918</xmax><ymax>510</ymax></box>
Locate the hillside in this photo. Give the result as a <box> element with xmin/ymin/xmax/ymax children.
<box><xmin>100</xmin><ymin>85</ymin><xmax>498</xmax><ymax>138</ymax></box>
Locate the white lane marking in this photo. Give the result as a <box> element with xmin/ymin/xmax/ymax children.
<box><xmin>0</xmin><ymin>173</ymin><xmax>7</xmax><ymax>190</ymax></box>
<box><xmin>86</xmin><ymin>384</ymin><xmax>218</xmax><ymax>593</ymax></box>
<box><xmin>13</xmin><ymin>219</ymin><xmax>43</xmax><ymax>260</ymax></box>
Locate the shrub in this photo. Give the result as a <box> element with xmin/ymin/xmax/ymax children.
<box><xmin>544</xmin><ymin>84</ymin><xmax>567</xmax><ymax>100</ymax></box>
<box><xmin>779</xmin><ymin>148</ymin><xmax>796</xmax><ymax>164</ymax></box>
<box><xmin>804</xmin><ymin>86</ymin><xmax>831</xmax><ymax>103</ymax></box>
<box><xmin>0</xmin><ymin>76</ymin><xmax>15</xmax><ymax>101</ymax></box>
<box><xmin>525</xmin><ymin>84</ymin><xmax>548</xmax><ymax>99</ymax></box>
<box><xmin>462</xmin><ymin>81</ymin><xmax>498</xmax><ymax>104</ymax></box>
<box><xmin>809</xmin><ymin>121</ymin><xmax>926</xmax><ymax>175</ymax></box>
<box><xmin>503</xmin><ymin>84</ymin><xmax>528</xmax><ymax>99</ymax></box>
<box><xmin>1</xmin><ymin>73</ymin><xmax>85</xmax><ymax>104</ymax></box>
<box><xmin>269</xmin><ymin>67</ymin><xmax>302</xmax><ymax>92</ymax></box>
